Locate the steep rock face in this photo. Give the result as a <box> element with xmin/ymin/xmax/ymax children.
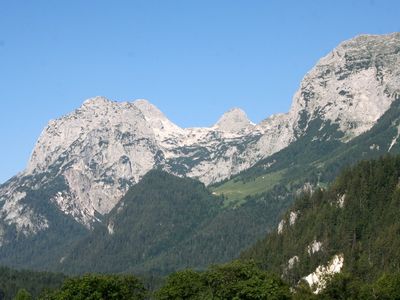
<box><xmin>0</xmin><ymin>33</ymin><xmax>399</xmax><ymax>237</ymax></box>
<box><xmin>248</xmin><ymin>113</ymin><xmax>293</xmax><ymax>163</ymax></box>
<box><xmin>26</xmin><ymin>98</ymin><xmax>160</xmax><ymax>222</ymax></box>
<box><xmin>0</xmin><ymin>177</ymin><xmax>49</xmax><ymax>237</ymax></box>
<box><xmin>289</xmin><ymin>32</ymin><xmax>400</xmax><ymax>140</ymax></box>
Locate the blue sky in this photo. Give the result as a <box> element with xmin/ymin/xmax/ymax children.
<box><xmin>0</xmin><ymin>0</ymin><xmax>399</xmax><ymax>183</ymax></box>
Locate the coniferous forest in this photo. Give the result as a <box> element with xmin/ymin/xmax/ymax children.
<box><xmin>3</xmin><ymin>155</ymin><xmax>400</xmax><ymax>299</ymax></box>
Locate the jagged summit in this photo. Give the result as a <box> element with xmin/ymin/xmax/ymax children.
<box><xmin>214</xmin><ymin>108</ymin><xmax>254</xmax><ymax>133</ymax></box>
<box><xmin>79</xmin><ymin>97</ymin><xmax>258</xmax><ymax>135</ymax></box>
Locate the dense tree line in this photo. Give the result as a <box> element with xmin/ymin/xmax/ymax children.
<box><xmin>155</xmin><ymin>260</ymin><xmax>291</xmax><ymax>299</ymax></box>
<box><xmin>242</xmin><ymin>154</ymin><xmax>400</xmax><ymax>288</ymax></box>
<box><xmin>0</xmin><ymin>266</ymin><xmax>65</xmax><ymax>300</ymax></box>
<box><xmin>40</xmin><ymin>274</ymin><xmax>146</xmax><ymax>300</ymax></box>
<box><xmin>4</xmin><ymin>263</ymin><xmax>400</xmax><ymax>299</ymax></box>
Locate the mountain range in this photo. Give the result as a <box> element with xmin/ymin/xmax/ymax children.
<box><xmin>0</xmin><ymin>32</ymin><xmax>400</xmax><ymax>275</ymax></box>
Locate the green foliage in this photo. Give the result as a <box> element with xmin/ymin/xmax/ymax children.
<box><xmin>13</xmin><ymin>289</ymin><xmax>32</xmax><ymax>300</ymax></box>
<box><xmin>372</xmin><ymin>273</ymin><xmax>400</xmax><ymax>300</ymax></box>
<box><xmin>155</xmin><ymin>269</ymin><xmax>205</xmax><ymax>300</ymax></box>
<box><xmin>291</xmin><ymin>281</ymin><xmax>317</xmax><ymax>300</ymax></box>
<box><xmin>41</xmin><ymin>274</ymin><xmax>146</xmax><ymax>300</ymax></box>
<box><xmin>317</xmin><ymin>273</ymin><xmax>364</xmax><ymax>300</ymax></box>
<box><xmin>155</xmin><ymin>260</ymin><xmax>291</xmax><ymax>300</ymax></box>
<box><xmin>243</xmin><ymin>155</ymin><xmax>400</xmax><ymax>288</ymax></box>
<box><xmin>0</xmin><ymin>266</ymin><xmax>65</xmax><ymax>300</ymax></box>
<box><xmin>212</xmin><ymin>170</ymin><xmax>286</xmax><ymax>205</ymax></box>
<box><xmin>303</xmin><ymin>272</ymin><xmax>400</xmax><ymax>300</ymax></box>
<box><xmin>204</xmin><ymin>260</ymin><xmax>291</xmax><ymax>300</ymax></box>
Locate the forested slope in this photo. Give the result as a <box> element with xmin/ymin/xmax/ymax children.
<box><xmin>242</xmin><ymin>155</ymin><xmax>400</xmax><ymax>288</ymax></box>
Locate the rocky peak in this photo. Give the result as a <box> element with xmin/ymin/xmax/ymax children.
<box><xmin>337</xmin><ymin>32</ymin><xmax>400</xmax><ymax>55</ymax></box>
<box><xmin>133</xmin><ymin>99</ymin><xmax>184</xmax><ymax>139</ymax></box>
<box><xmin>23</xmin><ymin>97</ymin><xmax>162</xmax><ymax>224</ymax></box>
<box><xmin>82</xmin><ymin>96</ymin><xmax>112</xmax><ymax>108</ymax></box>
<box><xmin>26</xmin><ymin>97</ymin><xmax>150</xmax><ymax>175</ymax></box>
<box><xmin>132</xmin><ymin>99</ymin><xmax>165</xmax><ymax>120</ymax></box>
<box><xmin>289</xmin><ymin>32</ymin><xmax>400</xmax><ymax>140</ymax></box>
<box><xmin>214</xmin><ymin>108</ymin><xmax>254</xmax><ymax>133</ymax></box>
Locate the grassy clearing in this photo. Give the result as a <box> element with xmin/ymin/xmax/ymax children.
<box><xmin>211</xmin><ymin>170</ymin><xmax>285</xmax><ymax>206</ymax></box>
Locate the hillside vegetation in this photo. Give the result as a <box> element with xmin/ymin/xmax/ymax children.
<box><xmin>243</xmin><ymin>155</ymin><xmax>400</xmax><ymax>288</ymax></box>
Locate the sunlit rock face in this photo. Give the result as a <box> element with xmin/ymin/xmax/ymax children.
<box><xmin>289</xmin><ymin>33</ymin><xmax>400</xmax><ymax>141</ymax></box>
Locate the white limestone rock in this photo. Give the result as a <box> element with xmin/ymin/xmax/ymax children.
<box><xmin>214</xmin><ymin>108</ymin><xmax>254</xmax><ymax>134</ymax></box>
<box><xmin>389</xmin><ymin>122</ymin><xmax>400</xmax><ymax>151</ymax></box>
<box><xmin>288</xmin><ymin>256</ymin><xmax>299</xmax><ymax>270</ymax></box>
<box><xmin>277</xmin><ymin>219</ymin><xmax>286</xmax><ymax>234</ymax></box>
<box><xmin>337</xmin><ymin>194</ymin><xmax>346</xmax><ymax>208</ymax></box>
<box><xmin>289</xmin><ymin>33</ymin><xmax>400</xmax><ymax>141</ymax></box>
<box><xmin>133</xmin><ymin>99</ymin><xmax>185</xmax><ymax>141</ymax></box>
<box><xmin>307</xmin><ymin>240</ymin><xmax>323</xmax><ymax>255</ymax></box>
<box><xmin>107</xmin><ymin>221</ymin><xmax>115</xmax><ymax>235</ymax></box>
<box><xmin>0</xmin><ymin>184</ymin><xmax>49</xmax><ymax>236</ymax></box>
<box><xmin>289</xmin><ymin>211</ymin><xmax>299</xmax><ymax>226</ymax></box>
<box><xmin>25</xmin><ymin>98</ymin><xmax>159</xmax><ymax>224</ymax></box>
<box><xmin>303</xmin><ymin>254</ymin><xmax>344</xmax><ymax>294</ymax></box>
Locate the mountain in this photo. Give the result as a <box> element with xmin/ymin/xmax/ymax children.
<box><xmin>241</xmin><ymin>155</ymin><xmax>400</xmax><ymax>292</ymax></box>
<box><xmin>58</xmin><ymin>170</ymin><xmax>222</xmax><ymax>274</ymax></box>
<box><xmin>0</xmin><ymin>32</ymin><xmax>399</xmax><ymax>273</ymax></box>
<box><xmin>290</xmin><ymin>33</ymin><xmax>400</xmax><ymax>140</ymax></box>
<box><xmin>212</xmin><ymin>93</ymin><xmax>400</xmax><ymax>209</ymax></box>
<box><xmin>57</xmin><ymin>169</ymin><xmax>295</xmax><ymax>275</ymax></box>
<box><xmin>211</xmin><ymin>32</ymin><xmax>400</xmax><ymax>205</ymax></box>
<box><xmin>2</xmin><ymin>98</ymin><xmax>291</xmax><ymax>231</ymax></box>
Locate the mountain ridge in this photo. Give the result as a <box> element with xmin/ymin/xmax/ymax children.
<box><xmin>0</xmin><ymin>32</ymin><xmax>399</xmax><ymax>274</ymax></box>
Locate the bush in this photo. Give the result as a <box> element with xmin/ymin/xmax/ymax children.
<box><xmin>40</xmin><ymin>274</ymin><xmax>146</xmax><ymax>300</ymax></box>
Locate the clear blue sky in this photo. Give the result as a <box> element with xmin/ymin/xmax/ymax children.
<box><xmin>0</xmin><ymin>0</ymin><xmax>399</xmax><ymax>183</ymax></box>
